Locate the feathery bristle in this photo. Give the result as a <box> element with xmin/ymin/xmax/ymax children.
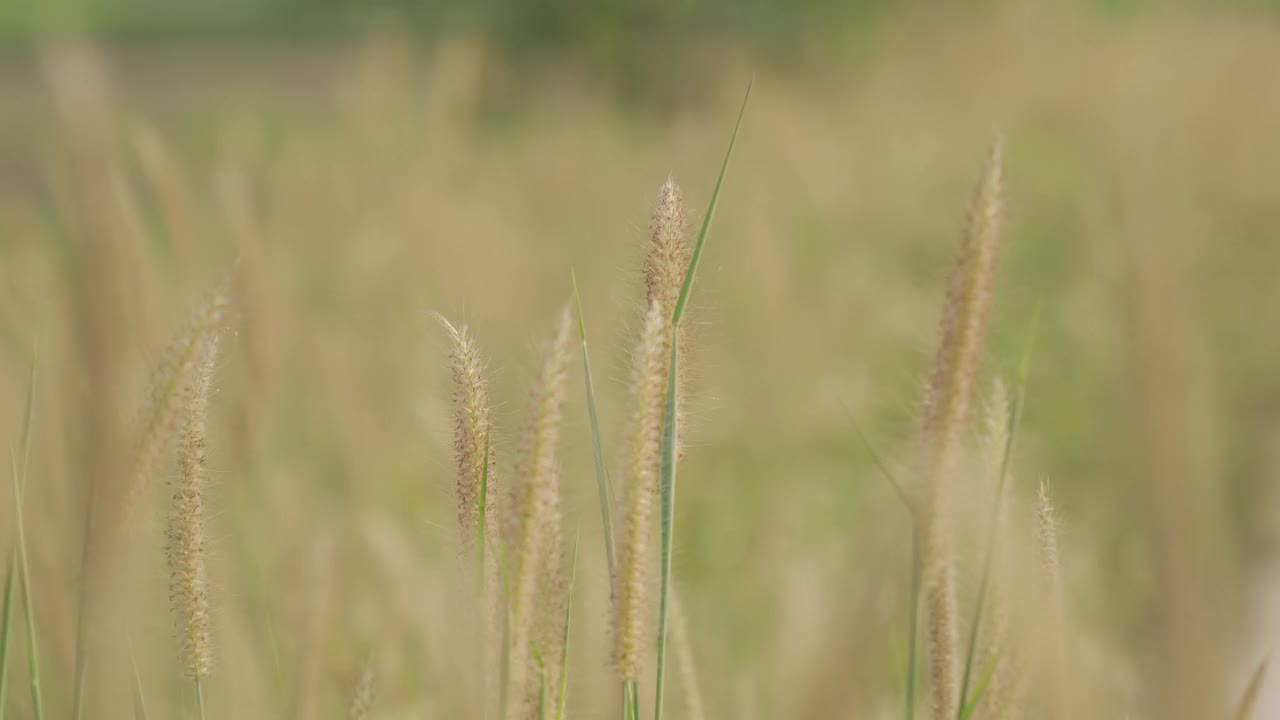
<box><xmin>977</xmin><ymin>379</ymin><xmax>1015</xmax><ymax>720</ymax></box>
<box><xmin>920</xmin><ymin>139</ymin><xmax>1005</xmax><ymax>720</ymax></box>
<box><xmin>505</xmin><ymin>308</ymin><xmax>573</xmax><ymax>719</ymax></box>
<box><xmin>347</xmin><ymin>658</ymin><xmax>376</xmax><ymax>720</ymax></box>
<box><xmin>165</xmin><ymin>333</ymin><xmax>220</xmax><ymax>681</ymax></box>
<box><xmin>439</xmin><ymin>315</ymin><xmax>499</xmax><ymax>556</ymax></box>
<box><xmin>611</xmin><ymin>300</ymin><xmax>667</xmax><ymax>682</ymax></box>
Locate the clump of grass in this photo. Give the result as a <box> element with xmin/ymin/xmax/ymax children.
<box><xmin>917</xmin><ymin>138</ymin><xmax>1005</xmax><ymax>720</ymax></box>
<box><xmin>165</xmin><ymin>331</ymin><xmax>221</xmax><ymax>713</ymax></box>
<box><xmin>504</xmin><ymin>309</ymin><xmax>572</xmax><ymax>719</ymax></box>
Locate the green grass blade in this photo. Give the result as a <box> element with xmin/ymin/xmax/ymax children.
<box><xmin>195</xmin><ymin>678</ymin><xmax>207</xmax><ymax>720</ymax></box>
<box><xmin>1234</xmin><ymin>656</ymin><xmax>1270</xmax><ymax>720</ymax></box>
<box><xmin>571</xmin><ymin>270</ymin><xmax>618</xmax><ymax>580</ymax></box>
<box><xmin>670</xmin><ymin>80</ymin><xmax>751</xmax><ymax>328</ymax></box>
<box><xmin>956</xmin><ymin>303</ymin><xmax>1041</xmax><ymax>718</ymax></box>
<box><xmin>656</xmin><ymin>83</ymin><xmax>749</xmax><ymax>720</ymax></box>
<box><xmin>957</xmin><ymin>643</ymin><xmax>1005</xmax><ymax>720</ymax></box>
<box><xmin>838</xmin><ymin>402</ymin><xmax>918</xmax><ymax>719</ymax></box>
<box><xmin>554</xmin><ymin>527</ymin><xmax>581</xmax><ymax>720</ymax></box>
<box><xmin>0</xmin><ymin>554</ymin><xmax>14</xmax><ymax>711</ymax></box>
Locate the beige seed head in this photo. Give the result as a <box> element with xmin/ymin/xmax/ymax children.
<box><xmin>611</xmin><ymin>299</ymin><xmax>668</xmax><ymax>681</ymax></box>
<box><xmin>920</xmin><ymin>138</ymin><xmax>1005</xmax><ymax>720</ymax></box>
<box><xmin>505</xmin><ymin>308</ymin><xmax>572</xmax><ymax>719</ymax></box>
<box><xmin>645</xmin><ymin>178</ymin><xmax>690</xmax><ymax>318</ymax></box>
<box><xmin>165</xmin><ymin>332</ymin><xmax>220</xmax><ymax>681</ymax></box>
<box><xmin>438</xmin><ymin>315</ymin><xmax>499</xmax><ymax>556</ymax></box>
<box><xmin>1036</xmin><ymin>480</ymin><xmax>1069</xmax><ymax>720</ymax></box>
<box><xmin>130</xmin><ymin>273</ymin><xmax>233</xmax><ymax>513</ymax></box>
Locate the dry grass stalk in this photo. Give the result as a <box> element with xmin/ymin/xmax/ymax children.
<box><xmin>611</xmin><ymin>300</ymin><xmax>667</xmax><ymax>683</ymax></box>
<box><xmin>919</xmin><ymin>139</ymin><xmax>1005</xmax><ymax>720</ymax></box>
<box><xmin>166</xmin><ymin>332</ymin><xmax>220</xmax><ymax>682</ymax></box>
<box><xmin>505</xmin><ymin>309</ymin><xmax>572</xmax><ymax>719</ymax></box>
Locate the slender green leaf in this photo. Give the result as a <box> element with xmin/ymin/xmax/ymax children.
<box><xmin>655</xmin><ymin>81</ymin><xmax>750</xmax><ymax>720</ymax></box>
<box><xmin>12</xmin><ymin>451</ymin><xmax>42</xmax><ymax>720</ymax></box>
<box><xmin>956</xmin><ymin>303</ymin><xmax>1041</xmax><ymax>718</ymax></box>
<box><xmin>554</xmin><ymin>528</ymin><xmax>581</xmax><ymax>720</ymax></box>
<box><xmin>670</xmin><ymin>81</ymin><xmax>752</xmax><ymax>329</ymax></box>
<box><xmin>572</xmin><ymin>270</ymin><xmax>617</xmax><ymax>580</ymax></box>
<box><xmin>957</xmin><ymin>644</ymin><xmax>1005</xmax><ymax>720</ymax></box>
<box><xmin>1234</xmin><ymin>656</ymin><xmax>1270</xmax><ymax>720</ymax></box>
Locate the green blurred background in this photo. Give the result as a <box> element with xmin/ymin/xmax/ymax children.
<box><xmin>1</xmin><ymin>1</ymin><xmax>1279</xmax><ymax>717</ymax></box>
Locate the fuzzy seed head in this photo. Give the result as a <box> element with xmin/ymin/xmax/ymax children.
<box><xmin>165</xmin><ymin>333</ymin><xmax>219</xmax><ymax>681</ymax></box>
<box><xmin>131</xmin><ymin>273</ymin><xmax>233</xmax><ymax>512</ymax></box>
<box><xmin>611</xmin><ymin>299</ymin><xmax>668</xmax><ymax>681</ymax></box>
<box><xmin>920</xmin><ymin>139</ymin><xmax>1005</xmax><ymax>720</ymax></box>
<box><xmin>439</xmin><ymin>315</ymin><xmax>498</xmax><ymax>556</ymax></box>
<box><xmin>645</xmin><ymin>178</ymin><xmax>690</xmax><ymax>319</ymax></box>
<box><xmin>505</xmin><ymin>308</ymin><xmax>572</xmax><ymax>718</ymax></box>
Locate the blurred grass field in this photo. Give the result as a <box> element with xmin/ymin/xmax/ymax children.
<box><xmin>1</xmin><ymin>2</ymin><xmax>1280</xmax><ymax>717</ymax></box>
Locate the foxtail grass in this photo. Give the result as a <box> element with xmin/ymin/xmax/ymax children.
<box><xmin>554</xmin><ymin>528</ymin><xmax>581</xmax><ymax>720</ymax></box>
<box><xmin>505</xmin><ymin>309</ymin><xmax>572</xmax><ymax>720</ymax></box>
<box><xmin>918</xmin><ymin>138</ymin><xmax>1004</xmax><ymax>720</ymax></box>
<box><xmin>166</xmin><ymin>332</ymin><xmax>221</xmax><ymax>716</ymax></box>
<box><xmin>654</xmin><ymin>80</ymin><xmax>750</xmax><ymax>720</ymax></box>
<box><xmin>612</xmin><ymin>300</ymin><xmax>667</xmax><ymax>689</ymax></box>
<box><xmin>440</xmin><ymin>315</ymin><xmax>500</xmax><ymax>565</ymax></box>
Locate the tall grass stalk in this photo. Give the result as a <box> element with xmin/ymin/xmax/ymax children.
<box><xmin>653</xmin><ymin>81</ymin><xmax>750</xmax><ymax>720</ymax></box>
<box><xmin>918</xmin><ymin>139</ymin><xmax>1004</xmax><ymax>720</ymax></box>
<box><xmin>956</xmin><ymin>305</ymin><xmax>1039</xmax><ymax>718</ymax></box>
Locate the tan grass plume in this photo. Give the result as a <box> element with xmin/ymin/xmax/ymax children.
<box><xmin>611</xmin><ymin>299</ymin><xmax>668</xmax><ymax>683</ymax></box>
<box><xmin>919</xmin><ymin>138</ymin><xmax>1005</xmax><ymax>720</ymax></box>
<box><xmin>505</xmin><ymin>308</ymin><xmax>573</xmax><ymax>719</ymax></box>
<box><xmin>439</xmin><ymin>315</ymin><xmax>499</xmax><ymax>560</ymax></box>
<box><xmin>165</xmin><ymin>331</ymin><xmax>221</xmax><ymax>682</ymax></box>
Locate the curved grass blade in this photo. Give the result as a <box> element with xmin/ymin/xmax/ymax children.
<box><xmin>1234</xmin><ymin>656</ymin><xmax>1270</xmax><ymax>720</ymax></box>
<box><xmin>956</xmin><ymin>302</ymin><xmax>1041</xmax><ymax>718</ymax></box>
<box><xmin>957</xmin><ymin>643</ymin><xmax>1006</xmax><ymax>720</ymax></box>
<box><xmin>654</xmin><ymin>81</ymin><xmax>750</xmax><ymax>720</ymax></box>
<box><xmin>554</xmin><ymin>528</ymin><xmax>581</xmax><ymax>720</ymax></box>
<box><xmin>571</xmin><ymin>270</ymin><xmax>617</xmax><ymax>580</ymax></box>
